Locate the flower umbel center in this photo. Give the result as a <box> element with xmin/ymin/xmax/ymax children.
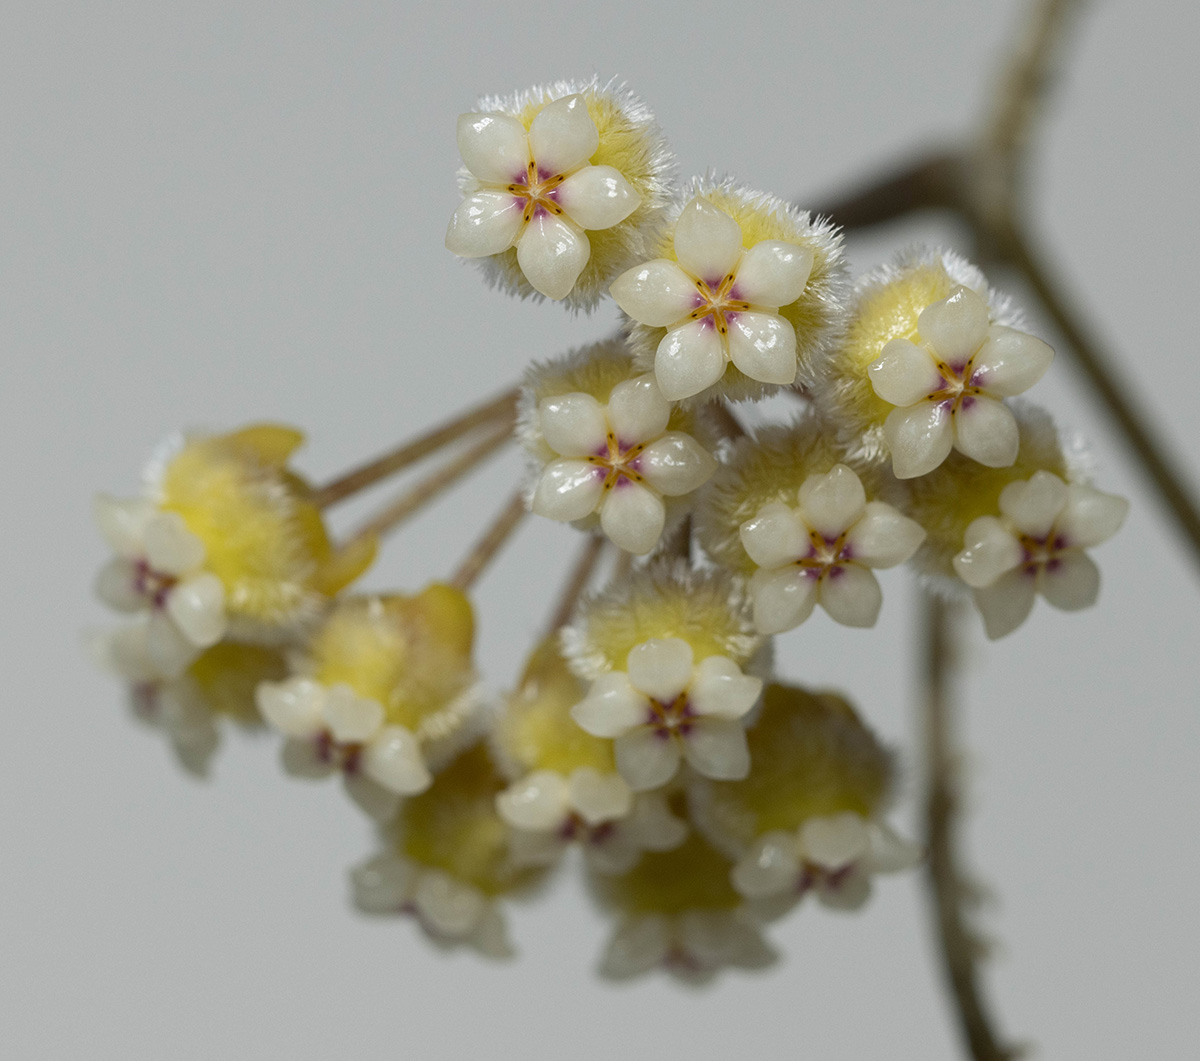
<box><xmin>507</xmin><ymin>161</ymin><xmax>568</xmax><ymax>223</ymax></box>
<box><xmin>646</xmin><ymin>692</ymin><xmax>695</xmax><ymax>737</ymax></box>
<box><xmin>686</xmin><ymin>271</ymin><xmax>751</xmax><ymax>337</ymax></box>
<box><xmin>585</xmin><ymin>430</ymin><xmax>649</xmax><ymax>493</ymax></box>
<box><xmin>133</xmin><ymin>559</ymin><xmax>177</xmax><ymax>608</ymax></box>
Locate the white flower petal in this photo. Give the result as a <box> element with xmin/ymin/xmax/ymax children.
<box><xmin>516</xmin><ymin>212</ymin><xmax>590</xmax><ymax>301</ymax></box>
<box><xmin>999</xmin><ymin>470</ymin><xmax>1069</xmax><ymax>539</ymax></box>
<box><xmin>528</xmin><ymin>94</ymin><xmax>598</xmax><ymax>175</ymax></box>
<box><xmin>969</xmin><ymin>325</ymin><xmax>1054</xmax><ymax>396</ymax></box>
<box><xmin>605</xmin><ymin>373</ymin><xmax>671</xmax><ymax>444</ymax></box>
<box><xmin>468</xmin><ymin>906</ymin><xmax>514</xmax><ymax>960</ymax></box>
<box><xmin>568</xmin><ymin>768</ymin><xmax>633</xmax><ymax>825</ymax></box>
<box><xmin>673</xmin><ymin>197</ymin><xmax>743</xmax><ymax>282</ymax></box>
<box><xmin>495</xmin><ymin>769</ymin><xmax>571</xmax><ymax>831</ymax></box>
<box><xmin>727</xmin><ymin>311</ymin><xmax>797</xmax><ymax>386</ymax></box>
<box><xmin>556</xmin><ymin>165</ymin><xmax>639</xmax><ymax>231</ymax></box>
<box><xmin>679</xmin><ymin>911</ymin><xmax>775</xmax><ymax>970</ymax></box>
<box><xmin>732</xmin><ymin>832</ymin><xmax>801</xmax><ymax>899</ymax></box>
<box><xmin>883</xmin><ymin>401</ymin><xmax>954</xmax><ymax>479</ymax></box>
<box><xmin>748</xmin><ymin>566</ymin><xmax>818</xmax><ymax>635</ymax></box>
<box><xmin>974</xmin><ymin>568</ymin><xmax>1038</xmax><ymax>639</ymax></box>
<box><xmin>864</xmin><ymin>822</ymin><xmax>924</xmax><ymax>873</ymax></box>
<box><xmin>1039</xmin><ymin>551</ymin><xmax>1101</xmax><ymax>611</ymax></box>
<box><xmin>350</xmin><ymin>854</ymin><xmax>416</xmax><ymax>914</ymax></box>
<box><xmin>343</xmin><ymin>773</ymin><xmax>402</xmax><ymax>823</ymax></box>
<box><xmin>845</xmin><ymin>502</ymin><xmax>926</xmax><ymax>568</ymax></box>
<box><xmin>739</xmin><ymin>502</ymin><xmax>808</xmax><ymax>569</ymax></box>
<box><xmin>99</xmin><ymin>621</ymin><xmax>159</xmax><ymax>682</ymax></box>
<box><xmin>798</xmin><ymin>464</ymin><xmax>867</xmax><ymax>540</ymax></box>
<box><xmin>143</xmin><ymin>512</ymin><xmax>206</xmax><ymax>576</ymax></box>
<box><xmin>953</xmin><ymin>395</ymin><xmax>1019</xmax><ymax>468</ymax></box>
<box><xmin>600</xmin><ymin>481</ymin><xmax>666</xmax><ymax>555</ymax></box>
<box><xmin>94</xmin><ymin>494</ymin><xmax>155</xmax><ymax>557</ymax></box>
<box><xmin>953</xmin><ymin>516</ymin><xmax>1024</xmax><ymax>588</ymax></box>
<box><xmin>361</xmin><ymin>725</ymin><xmax>431</xmax><ymax>796</ymax></box>
<box><xmin>414</xmin><ymin>871</ymin><xmax>487</xmax><ymax>939</ymax></box>
<box><xmin>868</xmin><ymin>339</ymin><xmax>944</xmax><ymax>407</ymax></box>
<box><xmin>818</xmin><ymin>564</ymin><xmax>883</xmax><ymax>628</ymax></box>
<box><xmin>145</xmin><ymin>611</ymin><xmax>201</xmax><ymax>677</ymax></box>
<box><xmin>817</xmin><ymin>867</ymin><xmax>873</xmax><ymax>911</ymax></box>
<box><xmin>95</xmin><ymin>558</ymin><xmax>144</xmax><ymax>612</ymax></box>
<box><xmin>508</xmin><ymin>828</ymin><xmax>568</xmax><ymax>869</ymax></box>
<box><xmin>531</xmin><ymin>459</ymin><xmax>605</xmax><ymax>523</ymax></box>
<box><xmin>626</xmin><ymin>637</ymin><xmax>694</xmax><ymax>702</ymax></box>
<box><xmin>1055</xmin><ymin>485</ymin><xmax>1129</xmax><ymax>548</ymax></box>
<box><xmin>584</xmin><ymin>833</ymin><xmax>642</xmax><ymax>876</ymax></box>
<box><xmin>623</xmin><ymin>792</ymin><xmax>688</xmax><ymax>850</ymax></box>
<box><xmin>444</xmin><ymin>191</ymin><xmax>525</xmax><ymax>258</ymax></box>
<box><xmin>256</xmin><ymin>678</ymin><xmax>326</xmax><ymax>738</ymax></box>
<box><xmin>683</xmin><ymin>718</ymin><xmax>751</xmax><ymax>781</ymax></box>
<box><xmin>322</xmin><ymin>684</ymin><xmax>385</xmax><ymax>744</ymax></box>
<box><xmin>165</xmin><ymin>574</ymin><xmax>226</xmax><ymax>647</ymax></box>
<box><xmin>610</xmin><ymin>260</ymin><xmax>701</xmax><ymax>327</ymax></box>
<box><xmin>600</xmin><ymin>914</ymin><xmax>671</xmax><ymax>979</ymax></box>
<box><xmin>688</xmin><ymin>656</ymin><xmax>762</xmax><ymax>721</ymax></box>
<box><xmin>732</xmin><ymin>240</ymin><xmax>814</xmax><ymax>308</ymax></box>
<box><xmin>917</xmin><ymin>285</ymin><xmax>989</xmax><ymax>368</ymax></box>
<box><xmin>538</xmin><ymin>392</ymin><xmax>607</xmax><ymax>457</ymax></box>
<box><xmin>654</xmin><ymin>319</ymin><xmax>727</xmax><ymax>401</ymax></box>
<box><xmin>614</xmin><ymin>727</ymin><xmax>682</xmax><ymax>791</ymax></box>
<box><xmin>571</xmin><ymin>671</ymin><xmax>650</xmax><ymax>738</ymax></box>
<box><xmin>455</xmin><ymin>111</ymin><xmax>529</xmax><ymax>183</ymax></box>
<box><xmin>800</xmin><ymin>812</ymin><xmax>871</xmax><ymax>870</ymax></box>
<box><xmin>634</xmin><ymin>432</ymin><xmax>716</xmax><ymax>497</ymax></box>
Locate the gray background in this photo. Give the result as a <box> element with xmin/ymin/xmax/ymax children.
<box><xmin>4</xmin><ymin>1</ymin><xmax>1198</xmax><ymax>1057</ymax></box>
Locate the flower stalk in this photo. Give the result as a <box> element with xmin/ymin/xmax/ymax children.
<box><xmin>448</xmin><ymin>490</ymin><xmax>528</xmax><ymax>591</ymax></box>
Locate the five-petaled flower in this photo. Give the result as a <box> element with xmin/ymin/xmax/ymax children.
<box><xmin>867</xmin><ymin>285</ymin><xmax>1054</xmax><ymax>479</ymax></box>
<box><xmin>731</xmin><ymin>811</ymin><xmax>921</xmax><ymax>910</ymax></box>
<box><xmin>952</xmin><ymin>470</ymin><xmax>1129</xmax><ymax>639</ymax></box>
<box><xmin>256</xmin><ymin>676</ymin><xmax>432</xmax><ymax>814</ymax></box>
<box><xmin>530</xmin><ymin>373</ymin><xmax>716</xmax><ymax>554</ymax></box>
<box><xmin>739</xmin><ymin>465</ymin><xmax>925</xmax><ymax>633</ymax></box>
<box><xmin>94</xmin><ymin>495</ymin><xmax>227</xmax><ymax>677</ymax></box>
<box><xmin>571</xmin><ymin>637</ymin><xmax>762</xmax><ymax>791</ymax></box>
<box><xmin>611</xmin><ymin>197</ymin><xmax>815</xmax><ymax>401</ymax></box>
<box><xmin>445</xmin><ymin>94</ymin><xmax>641</xmax><ymax>300</ymax></box>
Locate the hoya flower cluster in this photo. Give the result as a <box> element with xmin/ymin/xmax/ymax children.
<box><xmin>91</xmin><ymin>76</ymin><xmax>1129</xmax><ymax>980</ymax></box>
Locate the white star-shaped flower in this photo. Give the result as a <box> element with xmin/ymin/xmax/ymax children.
<box><xmin>530</xmin><ymin>373</ymin><xmax>717</xmax><ymax>555</ymax></box>
<box><xmin>445</xmin><ymin>94</ymin><xmax>641</xmax><ymax>300</ymax></box>
<box><xmin>867</xmin><ymin>285</ymin><xmax>1054</xmax><ymax>478</ymax></box>
<box><xmin>256</xmin><ymin>677</ymin><xmax>432</xmax><ymax>816</ymax></box>
<box><xmin>730</xmin><ymin>811</ymin><xmax>921</xmax><ymax>910</ymax></box>
<box><xmin>739</xmin><ymin>464</ymin><xmax>926</xmax><ymax>633</ymax></box>
<box><xmin>497</xmin><ymin>769</ymin><xmax>687</xmax><ymax>875</ymax></box>
<box><xmin>952</xmin><ymin>470</ymin><xmax>1129</xmax><ymax>639</ymax></box>
<box><xmin>600</xmin><ymin>909</ymin><xmax>775</xmax><ymax>982</ymax></box>
<box><xmin>94</xmin><ymin>495</ymin><xmax>228</xmax><ymax>677</ymax></box>
<box><xmin>610</xmin><ymin>197</ymin><xmax>815</xmax><ymax>401</ymax></box>
<box><xmin>570</xmin><ymin>637</ymin><xmax>762</xmax><ymax>791</ymax></box>
<box><xmin>350</xmin><ymin>854</ymin><xmax>512</xmax><ymax>959</ymax></box>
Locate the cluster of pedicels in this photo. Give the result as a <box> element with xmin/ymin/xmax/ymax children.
<box><xmin>91</xmin><ymin>77</ymin><xmax>1129</xmax><ymax>981</ymax></box>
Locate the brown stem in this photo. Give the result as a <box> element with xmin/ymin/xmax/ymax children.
<box><xmin>543</xmin><ymin>534</ymin><xmax>607</xmax><ymax>636</ymax></box>
<box><xmin>347</xmin><ymin>422</ymin><xmax>513</xmax><ymax>544</ymax></box>
<box><xmin>993</xmin><ymin>221</ymin><xmax>1200</xmax><ymax>574</ymax></box>
<box><xmin>311</xmin><ymin>387</ymin><xmax>519</xmax><ymax>509</ymax></box>
<box><xmin>923</xmin><ymin>594</ymin><xmax>1023</xmax><ymax>1061</ymax></box>
<box><xmin>448</xmin><ymin>490</ymin><xmax>528</xmax><ymax>591</ymax></box>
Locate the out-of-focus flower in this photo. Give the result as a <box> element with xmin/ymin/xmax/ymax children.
<box><xmin>93</xmin><ymin>626</ymin><xmax>285</xmax><ymax>776</ymax></box>
<box><xmin>257</xmin><ymin>587</ymin><xmax>481</xmax><ymax>819</ymax></box>
<box><xmin>689</xmin><ymin>683</ymin><xmax>917</xmax><ymax>911</ymax></box>
<box><xmin>350</xmin><ymin>743</ymin><xmax>545</xmax><ymax>958</ymax></box>
<box><xmin>520</xmin><ymin>340</ymin><xmax>717</xmax><ymax>555</ymax></box>
<box><xmin>616</xmin><ymin>178</ymin><xmax>846</xmax><ymax>404</ymax></box>
<box><xmin>94</xmin><ymin>425</ymin><xmax>376</xmax><ymax>674</ymax></box>
<box><xmin>953</xmin><ymin>470</ymin><xmax>1128</xmax><ymax>639</ymax></box>
<box><xmin>445</xmin><ymin>79</ymin><xmax>673</xmax><ymax>306</ymax></box>
<box><xmin>592</xmin><ymin>831</ymin><xmax>776</xmax><ymax>982</ymax></box>
<box><xmin>493</xmin><ymin>638</ymin><xmax>686</xmax><ymax>873</ymax></box>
